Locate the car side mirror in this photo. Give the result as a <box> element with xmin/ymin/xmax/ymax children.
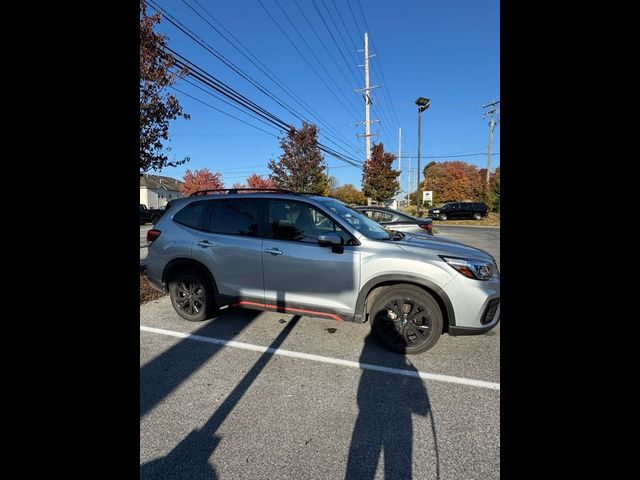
<box><xmin>318</xmin><ymin>232</ymin><xmax>343</xmax><ymax>247</ymax></box>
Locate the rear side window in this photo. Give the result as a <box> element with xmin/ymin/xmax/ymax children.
<box><xmin>208</xmin><ymin>198</ymin><xmax>261</xmax><ymax>236</ymax></box>
<box><xmin>371</xmin><ymin>211</ymin><xmax>393</xmax><ymax>222</ymax></box>
<box><xmin>173</xmin><ymin>200</ymin><xmax>209</xmax><ymax>230</ymax></box>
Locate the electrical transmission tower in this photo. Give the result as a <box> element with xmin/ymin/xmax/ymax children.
<box><xmin>482</xmin><ymin>99</ymin><xmax>500</xmax><ymax>185</ymax></box>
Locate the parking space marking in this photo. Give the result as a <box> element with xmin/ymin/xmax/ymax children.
<box><xmin>141</xmin><ymin>325</ymin><xmax>500</xmax><ymax>391</ymax></box>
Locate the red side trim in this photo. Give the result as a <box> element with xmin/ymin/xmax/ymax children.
<box><xmin>231</xmin><ymin>300</ymin><xmax>343</xmax><ymax>322</ymax></box>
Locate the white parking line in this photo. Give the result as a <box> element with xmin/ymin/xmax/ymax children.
<box><xmin>140</xmin><ymin>325</ymin><xmax>500</xmax><ymax>391</ymax></box>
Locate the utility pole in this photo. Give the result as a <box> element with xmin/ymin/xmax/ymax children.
<box><xmin>356</xmin><ymin>32</ymin><xmax>380</xmax><ymax>164</ymax></box>
<box><xmin>407</xmin><ymin>158</ymin><xmax>411</xmax><ymax>206</ymax></box>
<box><xmin>482</xmin><ymin>100</ymin><xmax>500</xmax><ymax>185</ymax></box>
<box><xmin>398</xmin><ymin>127</ymin><xmax>402</xmax><ymax>203</ymax></box>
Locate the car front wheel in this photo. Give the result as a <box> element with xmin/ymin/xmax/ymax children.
<box><xmin>168</xmin><ymin>270</ymin><xmax>215</xmax><ymax>322</ymax></box>
<box><xmin>370</xmin><ymin>285</ymin><xmax>443</xmax><ymax>354</ymax></box>
<box><xmin>473</xmin><ymin>212</ymin><xmax>482</xmax><ymax>220</ymax></box>
<box><xmin>439</xmin><ymin>213</ymin><xmax>447</xmax><ymax>221</ymax></box>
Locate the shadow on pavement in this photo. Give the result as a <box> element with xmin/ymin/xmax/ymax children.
<box><xmin>140</xmin><ymin>316</ymin><xmax>301</xmax><ymax>479</ymax></box>
<box><xmin>140</xmin><ymin>307</ymin><xmax>262</xmax><ymax>419</ymax></box>
<box><xmin>345</xmin><ymin>333</ymin><xmax>440</xmax><ymax>479</ymax></box>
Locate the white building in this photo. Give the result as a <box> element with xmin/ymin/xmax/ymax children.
<box><xmin>140</xmin><ymin>173</ymin><xmax>183</xmax><ymax>209</ymax></box>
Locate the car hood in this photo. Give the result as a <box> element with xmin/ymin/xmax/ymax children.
<box><xmin>393</xmin><ymin>232</ymin><xmax>495</xmax><ymax>263</ymax></box>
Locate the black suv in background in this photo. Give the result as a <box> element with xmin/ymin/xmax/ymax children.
<box><xmin>428</xmin><ymin>202</ymin><xmax>488</xmax><ymax>221</ymax></box>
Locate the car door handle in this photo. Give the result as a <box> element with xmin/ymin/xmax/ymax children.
<box><xmin>197</xmin><ymin>240</ymin><xmax>212</xmax><ymax>248</ymax></box>
<box><xmin>264</xmin><ymin>248</ymin><xmax>283</xmax><ymax>256</ymax></box>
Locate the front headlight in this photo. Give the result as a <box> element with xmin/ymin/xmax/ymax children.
<box><xmin>440</xmin><ymin>256</ymin><xmax>496</xmax><ymax>280</ymax></box>
<box><xmin>432</xmin><ymin>209</ymin><xmax>440</xmax><ymax>213</ymax></box>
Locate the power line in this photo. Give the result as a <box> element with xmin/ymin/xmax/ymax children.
<box><xmin>150</xmin><ymin>0</ymin><xmax>362</xmax><ymax>159</ymax></box>
<box><xmin>258</xmin><ymin>0</ymin><xmax>361</xmax><ymax>121</ymax></box>
<box><xmin>355</xmin><ymin>0</ymin><xmax>402</xmax><ymax>129</ymax></box>
<box><xmin>398</xmin><ymin>153</ymin><xmax>501</xmax><ymax>159</ymax></box>
<box><xmin>187</xmin><ymin>0</ymin><xmax>360</xmax><ymax>157</ymax></box>
<box><xmin>169</xmin><ymin>86</ymin><xmax>279</xmax><ymax>137</ymax></box>
<box><xmin>292</xmin><ymin>0</ymin><xmax>358</xmax><ymax>90</ymax></box>
<box><xmin>311</xmin><ymin>0</ymin><xmax>361</xmax><ymax>87</ymax></box>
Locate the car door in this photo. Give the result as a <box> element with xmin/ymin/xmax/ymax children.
<box><xmin>190</xmin><ymin>197</ymin><xmax>265</xmax><ymax>304</ymax></box>
<box><xmin>262</xmin><ymin>199</ymin><xmax>360</xmax><ymax>318</ymax></box>
<box><xmin>448</xmin><ymin>203</ymin><xmax>462</xmax><ymax>218</ymax></box>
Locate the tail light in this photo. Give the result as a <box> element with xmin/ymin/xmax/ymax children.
<box><xmin>147</xmin><ymin>229</ymin><xmax>161</xmax><ymax>242</ymax></box>
<box><xmin>419</xmin><ymin>223</ymin><xmax>432</xmax><ymax>231</ymax></box>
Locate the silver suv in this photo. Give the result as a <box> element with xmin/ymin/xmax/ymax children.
<box><xmin>146</xmin><ymin>189</ymin><xmax>500</xmax><ymax>354</ymax></box>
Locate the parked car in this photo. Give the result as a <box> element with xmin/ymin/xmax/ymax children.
<box><xmin>353</xmin><ymin>206</ymin><xmax>433</xmax><ymax>235</ymax></box>
<box><xmin>145</xmin><ymin>189</ymin><xmax>500</xmax><ymax>354</ymax></box>
<box><xmin>428</xmin><ymin>202</ymin><xmax>488</xmax><ymax>221</ymax></box>
<box><xmin>140</xmin><ymin>204</ymin><xmax>166</xmax><ymax>225</ymax></box>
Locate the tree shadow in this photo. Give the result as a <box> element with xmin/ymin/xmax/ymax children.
<box><xmin>140</xmin><ymin>307</ymin><xmax>261</xmax><ymax>419</ymax></box>
<box><xmin>346</xmin><ymin>334</ymin><xmax>440</xmax><ymax>480</ymax></box>
<box><xmin>140</xmin><ymin>315</ymin><xmax>301</xmax><ymax>479</ymax></box>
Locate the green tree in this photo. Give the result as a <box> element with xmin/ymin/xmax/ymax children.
<box><xmin>140</xmin><ymin>0</ymin><xmax>190</xmax><ymax>173</ymax></box>
<box><xmin>268</xmin><ymin>123</ymin><xmax>330</xmax><ymax>194</ymax></box>
<box><xmin>330</xmin><ymin>184</ymin><xmax>367</xmax><ymax>205</ymax></box>
<box><xmin>362</xmin><ymin>143</ymin><xmax>400</xmax><ymax>203</ymax></box>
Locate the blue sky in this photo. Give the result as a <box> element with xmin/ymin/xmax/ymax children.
<box><xmin>147</xmin><ymin>0</ymin><xmax>500</xmax><ymax>191</ymax></box>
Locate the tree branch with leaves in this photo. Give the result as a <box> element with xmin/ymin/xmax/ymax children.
<box><xmin>140</xmin><ymin>0</ymin><xmax>190</xmax><ymax>174</ymax></box>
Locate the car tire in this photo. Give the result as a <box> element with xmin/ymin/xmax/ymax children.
<box><xmin>439</xmin><ymin>213</ymin><xmax>447</xmax><ymax>221</ymax></box>
<box><xmin>473</xmin><ymin>212</ymin><xmax>482</xmax><ymax>220</ymax></box>
<box><xmin>370</xmin><ymin>284</ymin><xmax>443</xmax><ymax>354</ymax></box>
<box><xmin>168</xmin><ymin>270</ymin><xmax>215</xmax><ymax>322</ymax></box>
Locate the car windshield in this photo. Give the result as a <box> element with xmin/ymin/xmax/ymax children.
<box><xmin>319</xmin><ymin>200</ymin><xmax>392</xmax><ymax>240</ymax></box>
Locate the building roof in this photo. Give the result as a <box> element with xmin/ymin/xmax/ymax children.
<box><xmin>140</xmin><ymin>173</ymin><xmax>183</xmax><ymax>191</ymax></box>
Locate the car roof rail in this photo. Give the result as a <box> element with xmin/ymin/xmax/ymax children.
<box><xmin>190</xmin><ymin>188</ymin><xmax>298</xmax><ymax>196</ymax></box>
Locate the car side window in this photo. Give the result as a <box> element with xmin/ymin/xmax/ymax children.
<box><xmin>269</xmin><ymin>200</ymin><xmax>349</xmax><ymax>244</ymax></box>
<box><xmin>208</xmin><ymin>198</ymin><xmax>261</xmax><ymax>236</ymax></box>
<box><xmin>370</xmin><ymin>211</ymin><xmax>393</xmax><ymax>222</ymax></box>
<box><xmin>173</xmin><ymin>200</ymin><xmax>209</xmax><ymax>230</ymax></box>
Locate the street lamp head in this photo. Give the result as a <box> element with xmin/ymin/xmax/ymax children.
<box><xmin>415</xmin><ymin>97</ymin><xmax>430</xmax><ymax>111</ymax></box>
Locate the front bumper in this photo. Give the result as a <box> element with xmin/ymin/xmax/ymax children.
<box><xmin>442</xmin><ymin>271</ymin><xmax>500</xmax><ymax>333</ymax></box>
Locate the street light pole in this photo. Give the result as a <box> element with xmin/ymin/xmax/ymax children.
<box><xmin>417</xmin><ymin>107</ymin><xmax>422</xmax><ymax>214</ymax></box>
<box><xmin>415</xmin><ymin>97</ymin><xmax>430</xmax><ymax>216</ymax></box>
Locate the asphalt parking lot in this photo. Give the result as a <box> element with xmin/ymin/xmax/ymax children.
<box><xmin>140</xmin><ymin>225</ymin><xmax>500</xmax><ymax>479</ymax></box>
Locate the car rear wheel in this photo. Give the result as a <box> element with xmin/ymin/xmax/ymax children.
<box><xmin>168</xmin><ymin>270</ymin><xmax>215</xmax><ymax>322</ymax></box>
<box><xmin>473</xmin><ymin>212</ymin><xmax>482</xmax><ymax>220</ymax></box>
<box><xmin>439</xmin><ymin>213</ymin><xmax>447</xmax><ymax>221</ymax></box>
<box><xmin>370</xmin><ymin>285</ymin><xmax>443</xmax><ymax>354</ymax></box>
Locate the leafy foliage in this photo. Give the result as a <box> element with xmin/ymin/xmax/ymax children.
<box><xmin>246</xmin><ymin>173</ymin><xmax>276</xmax><ymax>189</ymax></box>
<box><xmin>330</xmin><ymin>184</ymin><xmax>367</xmax><ymax>205</ymax></box>
<box><xmin>140</xmin><ymin>0</ymin><xmax>190</xmax><ymax>173</ymax></box>
<box><xmin>268</xmin><ymin>123</ymin><xmax>330</xmax><ymax>195</ymax></box>
<box><xmin>362</xmin><ymin>143</ymin><xmax>400</xmax><ymax>203</ymax></box>
<box><xmin>180</xmin><ymin>168</ymin><xmax>224</xmax><ymax>196</ymax></box>
<box><xmin>422</xmin><ymin>161</ymin><xmax>498</xmax><ymax>206</ymax></box>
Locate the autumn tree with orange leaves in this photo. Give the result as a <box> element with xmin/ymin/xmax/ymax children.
<box><xmin>140</xmin><ymin>0</ymin><xmax>190</xmax><ymax>173</ymax></box>
<box><xmin>422</xmin><ymin>161</ymin><xmax>498</xmax><ymax>206</ymax></box>
<box><xmin>180</xmin><ymin>168</ymin><xmax>224</xmax><ymax>196</ymax></box>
